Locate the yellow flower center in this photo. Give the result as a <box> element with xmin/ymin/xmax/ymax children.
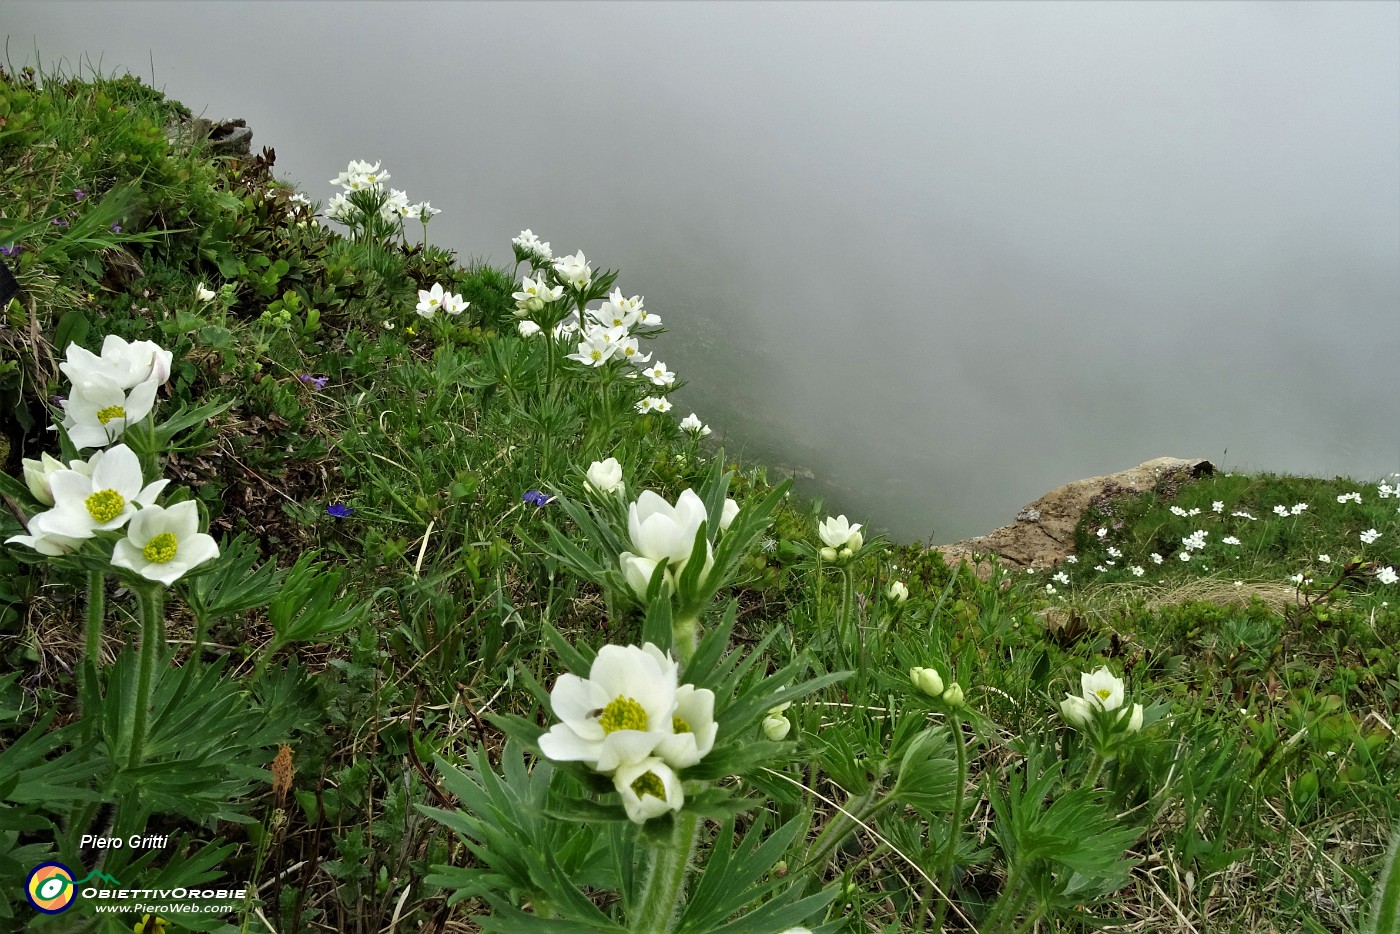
<box><xmin>672</xmin><ymin>716</ymin><xmax>691</xmax><ymax>734</ymax></box>
<box><xmin>142</xmin><ymin>532</ymin><xmax>179</xmax><ymax>563</ymax></box>
<box><xmin>1095</xmin><ymin>688</ymin><xmax>1112</xmax><ymax>702</ymax></box>
<box><xmin>630</xmin><ymin>770</ymin><xmax>666</xmax><ymax>801</ymax></box>
<box><xmin>598</xmin><ymin>696</ymin><xmax>648</xmax><ymax>734</ymax></box>
<box><xmin>85</xmin><ymin>489</ymin><xmax>126</xmax><ymax>524</ymax></box>
<box><xmin>589</xmin><ymin>350</ymin><xmax>603</xmax><ymax>361</ymax></box>
<box><xmin>96</xmin><ymin>405</ymin><xmax>126</xmax><ymax>425</ymax></box>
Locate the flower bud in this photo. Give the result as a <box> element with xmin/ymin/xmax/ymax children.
<box><xmin>911</xmin><ymin>667</ymin><xmax>944</xmax><ymax>698</ymax></box>
<box><xmin>887</xmin><ymin>580</ymin><xmax>909</xmax><ymax>604</ymax></box>
<box><xmin>22</xmin><ymin>453</ymin><xmax>66</xmax><ymax>506</ymax></box>
<box><xmin>1059</xmin><ymin>694</ymin><xmax>1094</xmax><ymax>728</ymax></box>
<box><xmin>762</xmin><ymin>714</ymin><xmax>791</xmax><ymax>741</ymax></box>
<box><xmin>838</xmin><ymin>547</ymin><xmax>853</xmax><ymax>560</ymax></box>
<box><xmin>585</xmin><ymin>457</ymin><xmax>624</xmax><ymax>495</ymax></box>
<box><xmin>819</xmin><ymin>546</ymin><xmax>838</xmax><ymax>562</ymax></box>
<box><xmin>719</xmin><ymin>498</ymin><xmax>739</xmax><ymax>531</ymax></box>
<box><xmin>941</xmin><ymin>682</ymin><xmax>965</xmax><ymax>707</ymax></box>
<box><xmin>1121</xmin><ymin>702</ymin><xmax>1144</xmax><ymax>733</ymax></box>
<box><xmin>847</xmin><ymin>530</ymin><xmax>863</xmax><ymax>551</ymax></box>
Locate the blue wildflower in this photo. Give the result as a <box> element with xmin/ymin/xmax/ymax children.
<box><xmin>299</xmin><ymin>374</ymin><xmax>329</xmax><ymax>390</ymax></box>
<box><xmin>522</xmin><ymin>490</ymin><xmax>556</xmax><ymax>507</ymax></box>
<box><xmin>327</xmin><ymin>503</ymin><xmax>354</xmax><ymax>518</ymax></box>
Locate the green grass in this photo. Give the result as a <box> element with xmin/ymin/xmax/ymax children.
<box><xmin>0</xmin><ymin>62</ymin><xmax>1396</xmax><ymax>933</ymax></box>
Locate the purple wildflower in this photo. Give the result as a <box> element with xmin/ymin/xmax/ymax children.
<box><xmin>327</xmin><ymin>503</ymin><xmax>354</xmax><ymax>518</ymax></box>
<box><xmin>0</xmin><ymin>244</ymin><xmax>19</xmax><ymax>257</ymax></box>
<box><xmin>73</xmin><ymin>188</ymin><xmax>87</xmax><ymax>201</ymax></box>
<box><xmin>522</xmin><ymin>490</ymin><xmax>556</xmax><ymax>507</ymax></box>
<box><xmin>299</xmin><ymin>374</ymin><xmax>329</xmax><ymax>391</ymax></box>
<box><xmin>51</xmin><ymin>218</ymin><xmax>69</xmax><ymax>228</ymax></box>
<box><xmin>110</xmin><ymin>222</ymin><xmax>122</xmax><ymax>233</ymax></box>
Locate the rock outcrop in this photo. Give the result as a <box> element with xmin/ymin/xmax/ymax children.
<box><xmin>931</xmin><ymin>457</ymin><xmax>1214</xmax><ymax>578</ymax></box>
<box><xmin>164</xmin><ymin>116</ymin><xmax>253</xmax><ymax>157</ymax></box>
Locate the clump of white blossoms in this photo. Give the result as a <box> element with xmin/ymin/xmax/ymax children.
<box><xmin>1059</xmin><ymin>666</ymin><xmax>1143</xmax><ymax>734</ymax></box>
<box><xmin>818</xmin><ymin>515</ymin><xmax>863</xmax><ymax>562</ymax></box>
<box><xmin>537</xmin><ymin>643</ymin><xmax>717</xmax><ymax>823</ymax></box>
<box><xmin>56</xmin><ymin>336</ymin><xmax>172</xmax><ymax>450</ymax></box>
<box><xmin>678</xmin><ymin>413</ymin><xmax>711</xmax><ymax>437</ymax></box>
<box><xmin>415</xmin><ymin>283</ymin><xmax>468</xmax><ymax>319</ymax></box>
<box><xmin>619</xmin><ymin>489</ymin><xmax>713</xmax><ymax>600</ymax></box>
<box><xmin>325</xmin><ymin>159</ymin><xmax>437</xmax><ymax>233</ymax></box>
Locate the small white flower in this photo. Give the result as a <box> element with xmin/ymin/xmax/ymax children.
<box><xmin>1169</xmin><ymin>506</ymin><xmax>1188</xmax><ymax>517</ymax></box>
<box><xmin>1289</xmin><ymin>573</ymin><xmax>1306</xmax><ymax>585</ymax></box>
<box><xmin>1052</xmin><ymin>571</ymin><xmax>1070</xmax><ymax>585</ymax></box>
<box><xmin>1065</xmin><ymin>555</ymin><xmax>1078</xmax><ymax>564</ymax></box>
<box><xmin>1094</xmin><ymin>564</ymin><xmax>1108</xmax><ymax>573</ymax></box>
<box><xmin>1273</xmin><ymin>505</ymin><xmax>1290</xmax><ymax>517</ymax></box>
<box><xmin>538</xmin><ymin>643</ymin><xmax>679</xmax><ymax>773</ymax></box>
<box><xmin>678</xmin><ymin>413</ymin><xmax>711</xmax><ymax>436</ymax></box>
<box><xmin>1317</xmin><ymin>553</ymin><xmax>1331</xmax><ymax>563</ymax></box>
<box><xmin>110</xmin><ymin>500</ymin><xmax>220</xmax><ymax>586</ymax></box>
<box><xmin>1179</xmin><ymin>552</ymin><xmax>1192</xmax><ymax>562</ymax></box>
<box><xmin>1222</xmin><ymin>536</ymin><xmax>1241</xmax><ymax>545</ymax></box>
<box><xmin>1081</xmin><ymin>666</ymin><xmax>1125</xmax><ymax>712</ymax></box>
<box><xmin>1107</xmin><ymin>546</ymin><xmax>1122</xmax><ymax>558</ymax></box>
<box><xmin>196</xmin><ymin>283</ymin><xmax>217</xmax><ymax>302</ymax></box>
<box><xmin>1212</xmin><ymin>501</ymin><xmax>1225</xmax><ymax>513</ymax></box>
<box><xmin>1096</xmin><ymin>527</ymin><xmax>1108</xmax><ymax>539</ymax></box>
<box><xmin>1150</xmin><ymin>553</ymin><xmax>1163</xmax><ymax>564</ymax></box>
<box><xmin>553</xmin><ymin>251</ymin><xmax>593</xmax><ymax>291</ymax></box>
<box><xmin>1130</xmin><ymin>565</ymin><xmax>1144</xmax><ymax>577</ymax></box>
<box><xmin>34</xmin><ymin>444</ymin><xmax>168</xmax><ymax>540</ymax></box>
<box><xmin>818</xmin><ymin>515</ymin><xmax>863</xmax><ymax>550</ymax></box>
<box><xmin>416</xmin><ymin>283</ymin><xmax>446</xmax><ymax>318</ymax></box>
<box><xmin>1290</xmin><ymin>503</ymin><xmax>1309</xmax><ymax>516</ymax></box>
<box><xmin>888</xmin><ymin>580</ymin><xmax>910</xmax><ymax>603</ymax></box>
<box><xmin>612</xmin><ymin>756</ymin><xmax>684</xmax><ymax>824</ymax></box>
<box><xmin>585</xmin><ymin>457</ymin><xmax>625</xmax><ymax>496</ymax></box>
<box><xmin>641</xmin><ymin>362</ymin><xmax>676</xmax><ymax>387</ymax></box>
<box><xmin>517</xmin><ymin>320</ymin><xmax>542</xmax><ymax>337</ymax></box>
<box><xmin>1360</xmin><ymin>528</ymin><xmax>1381</xmax><ymax>545</ymax></box>
<box><xmin>441</xmin><ymin>291</ymin><xmax>469</xmax><ymax>315</ymax></box>
<box><xmin>1375</xmin><ymin>566</ymin><xmax>1398</xmax><ymax>585</ymax></box>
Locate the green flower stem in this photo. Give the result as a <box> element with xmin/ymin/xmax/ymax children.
<box><xmin>984</xmin><ymin>856</ymin><xmax>1031</xmax><ymax>931</ymax></box>
<box><xmin>672</xmin><ymin>615</ymin><xmax>699</xmax><ymax>667</ymax></box>
<box><xmin>126</xmin><ymin>585</ymin><xmax>164</xmax><ymax>770</ymax></box>
<box><xmin>931</xmin><ymin>712</ymin><xmax>969</xmax><ymax>934</ymax></box>
<box><xmin>840</xmin><ymin>566</ymin><xmax>857</xmax><ymax>673</ymax></box>
<box><xmin>803</xmin><ymin>785</ymin><xmax>892</xmax><ymax>876</ymax></box>
<box><xmin>632</xmin><ymin>809</ymin><xmax>700</xmax><ymax>933</ymax></box>
<box><xmin>82</xmin><ymin>568</ymin><xmax>104</xmax><ymax>693</ymax></box>
<box><xmin>1082</xmin><ymin>752</ymin><xmax>1108</xmax><ymax>791</ymax></box>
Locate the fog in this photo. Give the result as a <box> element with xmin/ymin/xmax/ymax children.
<box><xmin>5</xmin><ymin>1</ymin><xmax>1397</xmax><ymax>542</ymax></box>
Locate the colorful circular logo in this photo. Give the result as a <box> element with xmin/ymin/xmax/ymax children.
<box><xmin>26</xmin><ymin>862</ymin><xmax>77</xmax><ymax>914</ymax></box>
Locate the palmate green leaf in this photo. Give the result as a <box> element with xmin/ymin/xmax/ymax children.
<box><xmin>153</xmin><ymin>395</ymin><xmax>236</xmax><ymax>450</ymax></box>
<box><xmin>179</xmin><ymin>531</ymin><xmax>285</xmax><ymax>623</ymax></box>
<box><xmin>264</xmin><ymin>552</ymin><xmax>369</xmax><ymax>652</ymax></box>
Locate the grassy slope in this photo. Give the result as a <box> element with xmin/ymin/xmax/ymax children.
<box><xmin>1</xmin><ymin>66</ymin><xmax>1397</xmax><ymax>933</ymax></box>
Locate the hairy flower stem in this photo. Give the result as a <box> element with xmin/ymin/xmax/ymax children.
<box><xmin>632</xmin><ymin>810</ymin><xmax>700</xmax><ymax>933</ymax></box>
<box><xmin>1082</xmin><ymin>752</ymin><xmax>1108</xmax><ymax>790</ymax></box>
<box><xmin>125</xmin><ymin>585</ymin><xmax>164</xmax><ymax>771</ymax></box>
<box><xmin>81</xmin><ymin>569</ymin><xmax>104</xmax><ymax>711</ymax></box>
<box><xmin>672</xmin><ymin>615</ymin><xmax>699</xmax><ymax>667</ymax></box>
<box><xmin>840</xmin><ymin>566</ymin><xmax>858</xmax><ymax>675</ymax></box>
<box><xmin>803</xmin><ymin>785</ymin><xmax>891</xmax><ymax>877</ymax></box>
<box><xmin>931</xmin><ymin>713</ymin><xmax>969</xmax><ymax>934</ymax></box>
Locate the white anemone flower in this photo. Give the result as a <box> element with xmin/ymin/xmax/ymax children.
<box><xmin>887</xmin><ymin>580</ymin><xmax>909</xmax><ymax>603</ymax></box>
<box><xmin>512</xmin><ymin>275</ymin><xmax>563</xmax><ymax>315</ymax></box>
<box><xmin>23</xmin><ymin>452</ymin><xmax>98</xmax><ymax>506</ymax></box>
<box><xmin>5</xmin><ymin>512</ymin><xmax>88</xmax><ymax>556</ymax></box>
<box><xmin>818</xmin><ymin>515</ymin><xmax>863</xmax><ymax>550</ymax></box>
<box><xmin>628</xmin><ymin>489</ymin><xmax>709</xmax><ymax>568</ymax></box>
<box><xmin>641</xmin><ymin>362</ymin><xmax>675</xmax><ymax>387</ymax></box>
<box><xmin>517</xmin><ymin>320</ymin><xmax>542</xmax><ymax>337</ymax></box>
<box><xmin>585</xmin><ymin>457</ymin><xmax>625</xmax><ymax>496</ymax></box>
<box><xmin>612</xmin><ymin>756</ymin><xmax>684</xmax><ymax>824</ymax></box>
<box><xmin>538</xmin><ymin>643</ymin><xmax>678</xmax><ymax>773</ymax></box>
<box><xmin>38</xmin><ymin>444</ymin><xmax>168</xmax><ymax>539</ymax></box>
<box><xmin>196</xmin><ymin>283</ymin><xmax>218</xmax><ymax>302</ymax></box>
<box><xmin>620</xmin><ymin>551</ymin><xmax>672</xmax><ymax>600</ymax></box>
<box><xmin>110</xmin><ymin>500</ymin><xmax>220</xmax><ymax>586</ymax></box>
<box><xmin>441</xmin><ymin>291</ymin><xmax>469</xmax><ymax>315</ymax></box>
<box><xmin>553</xmin><ymin>251</ymin><xmax>593</xmax><ymax>290</ymax></box>
<box><xmin>1080</xmin><ymin>667</ymin><xmax>1126</xmax><ymax>712</ymax></box>
<box><xmin>416</xmin><ymin>283</ymin><xmax>446</xmax><ymax>318</ymax></box>
<box><xmin>678</xmin><ymin>413</ymin><xmax>711</xmax><ymax>436</ymax></box>
<box><xmin>58</xmin><ymin>374</ymin><xmax>159</xmax><ymax>450</ymax></box>
<box><xmin>1058</xmin><ymin>693</ymin><xmax>1094</xmax><ymax>728</ymax></box>
<box><xmin>654</xmin><ymin>683</ymin><xmax>717</xmax><ymax>769</ymax></box>
<box><xmin>60</xmin><ymin>335</ymin><xmax>172</xmax><ymax>391</ymax></box>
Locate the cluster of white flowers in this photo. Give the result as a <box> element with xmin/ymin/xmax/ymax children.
<box><xmin>678</xmin><ymin>413</ymin><xmax>711</xmax><ymax>436</ymax></box>
<box><xmin>538</xmin><ymin>642</ymin><xmax>717</xmax><ymax>823</ymax></box>
<box><xmin>618</xmin><ymin>487</ymin><xmax>736</xmax><ymax>599</ymax></box>
<box><xmin>1059</xmin><ymin>667</ymin><xmax>1143</xmax><ymax>734</ymax></box>
<box><xmin>817</xmin><ymin>515</ymin><xmax>863</xmax><ymax>563</ymax></box>
<box><xmin>1360</xmin><ymin>528</ymin><xmax>1382</xmax><ymax>545</ymax></box>
<box><xmin>1169</xmin><ymin>505</ymin><xmax>1201</xmax><ymax>518</ymax></box>
<box><xmin>10</xmin><ymin>338</ymin><xmax>219</xmax><ymax>585</ymax></box>
<box><xmin>415</xmin><ymin>282</ymin><xmax>468</xmax><ymax>319</ymax></box>
<box><xmin>511</xmin><ymin>228</ymin><xmax>553</xmax><ymax>264</ymax></box>
<box><xmin>324</xmin><ymin>160</ymin><xmax>437</xmax><ymax>228</ymax></box>
<box><xmin>1337</xmin><ymin>491</ymin><xmax>1362</xmax><ymax>504</ymax></box>
<box><xmin>1182</xmin><ymin>530</ymin><xmax>1208</xmax><ymax>552</ymax></box>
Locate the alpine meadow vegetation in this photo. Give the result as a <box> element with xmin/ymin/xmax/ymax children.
<box><xmin>1</xmin><ymin>62</ymin><xmax>1397</xmax><ymax>934</ymax></box>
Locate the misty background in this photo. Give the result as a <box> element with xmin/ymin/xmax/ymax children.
<box><xmin>4</xmin><ymin>1</ymin><xmax>1397</xmax><ymax>543</ymax></box>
